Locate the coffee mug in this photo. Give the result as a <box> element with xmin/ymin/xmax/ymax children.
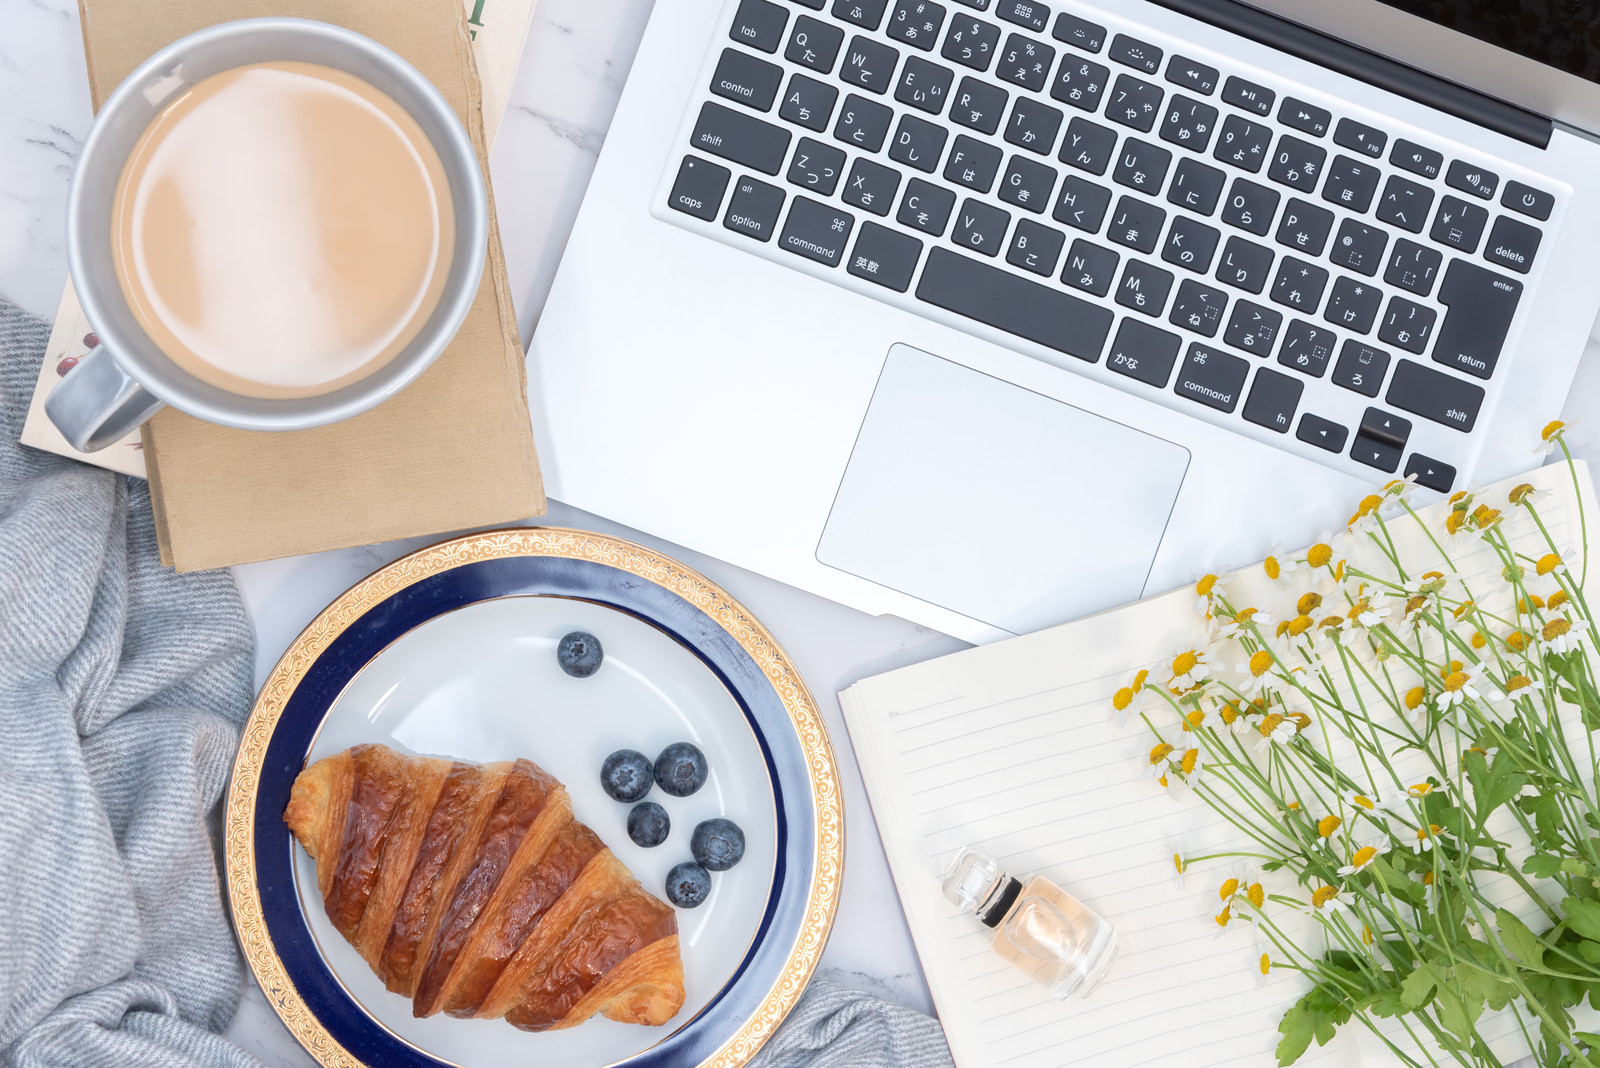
<box><xmin>48</xmin><ymin>18</ymin><xmax>488</xmax><ymax>452</ymax></box>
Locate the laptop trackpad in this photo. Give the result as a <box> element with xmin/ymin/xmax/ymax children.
<box><xmin>816</xmin><ymin>345</ymin><xmax>1190</xmax><ymax>635</ymax></box>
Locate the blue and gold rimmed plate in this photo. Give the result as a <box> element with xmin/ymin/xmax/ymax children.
<box><xmin>223</xmin><ymin>528</ymin><xmax>844</xmax><ymax>1068</ymax></box>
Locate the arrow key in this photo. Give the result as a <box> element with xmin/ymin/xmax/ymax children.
<box><xmin>1297</xmin><ymin>413</ymin><xmax>1348</xmax><ymax>452</ymax></box>
<box><xmin>1404</xmin><ymin>453</ymin><xmax>1456</xmax><ymax>493</ymax></box>
<box><xmin>1351</xmin><ymin>433</ymin><xmax>1402</xmax><ymax>473</ymax></box>
<box><xmin>1359</xmin><ymin>406</ymin><xmax>1411</xmax><ymax>449</ymax></box>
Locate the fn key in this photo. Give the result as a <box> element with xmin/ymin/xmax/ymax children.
<box><xmin>1242</xmin><ymin>368</ymin><xmax>1302</xmax><ymax>433</ymax></box>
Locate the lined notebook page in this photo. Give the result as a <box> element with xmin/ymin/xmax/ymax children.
<box><xmin>840</xmin><ymin>462</ymin><xmax>1594</xmax><ymax>1068</ymax></box>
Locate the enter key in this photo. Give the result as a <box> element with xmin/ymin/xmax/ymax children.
<box><xmin>1431</xmin><ymin>259</ymin><xmax>1523</xmax><ymax>380</ymax></box>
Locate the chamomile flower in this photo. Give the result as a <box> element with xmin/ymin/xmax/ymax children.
<box><xmin>1213</xmin><ymin>606</ymin><xmax>1272</xmax><ymax>641</ymax></box>
<box><xmin>1433</xmin><ymin>666</ymin><xmax>1481</xmax><ymax>710</ymax></box>
<box><xmin>1383</xmin><ymin>475</ymin><xmax>1418</xmax><ymax>501</ymax></box>
<box><xmin>1494</xmin><ymin>672</ymin><xmax>1545</xmax><ymax>707</ymax></box>
<box><xmin>1337</xmin><ymin>839</ymin><xmax>1390</xmax><ymax>876</ymax></box>
<box><xmin>1252</xmin><ymin>712</ymin><xmax>1296</xmax><ymax>754</ymax></box>
<box><xmin>1411</xmin><ymin>822</ymin><xmax>1447</xmax><ymax>853</ymax></box>
<box><xmin>1164</xmin><ymin>837</ymin><xmax>1189</xmax><ymax>891</ymax></box>
<box><xmin>1541</xmin><ymin>616</ymin><xmax>1590</xmax><ymax>655</ymax></box>
<box><xmin>1263</xmin><ymin>544</ymin><xmax>1302</xmax><ymax>584</ymax></box>
<box><xmin>1169</xmin><ymin>648</ymin><xmax>1212</xmax><ymax>690</ymax></box>
<box><xmin>1309</xmin><ymin>884</ymin><xmax>1349</xmax><ymax>914</ymax></box>
<box><xmin>1535</xmin><ymin>419</ymin><xmax>1571</xmax><ymax>456</ymax></box>
<box><xmin>1347</xmin><ymin>494</ymin><xmax>1385</xmax><ymax>537</ymax></box>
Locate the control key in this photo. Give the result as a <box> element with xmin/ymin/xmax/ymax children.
<box><xmin>1431</xmin><ymin>259</ymin><xmax>1523</xmax><ymax>380</ymax></box>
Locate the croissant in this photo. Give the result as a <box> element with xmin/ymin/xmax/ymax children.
<box><xmin>284</xmin><ymin>743</ymin><xmax>685</xmax><ymax>1031</ymax></box>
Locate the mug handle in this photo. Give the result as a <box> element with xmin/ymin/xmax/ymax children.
<box><xmin>44</xmin><ymin>346</ymin><xmax>164</xmax><ymax>453</ymax></box>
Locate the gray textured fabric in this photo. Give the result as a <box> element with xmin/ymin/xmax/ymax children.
<box><xmin>0</xmin><ymin>300</ymin><xmax>261</xmax><ymax>1068</ymax></box>
<box><xmin>749</xmin><ymin>978</ymin><xmax>955</xmax><ymax>1068</ymax></box>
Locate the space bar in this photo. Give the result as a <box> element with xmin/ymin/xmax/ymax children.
<box><xmin>915</xmin><ymin>247</ymin><xmax>1114</xmax><ymax>363</ymax></box>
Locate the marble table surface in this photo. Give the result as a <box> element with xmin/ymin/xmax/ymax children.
<box><xmin>6</xmin><ymin>0</ymin><xmax>1600</xmax><ymax>1065</ymax></box>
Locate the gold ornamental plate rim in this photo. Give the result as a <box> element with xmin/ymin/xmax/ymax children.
<box><xmin>222</xmin><ymin>525</ymin><xmax>845</xmax><ymax>1068</ymax></box>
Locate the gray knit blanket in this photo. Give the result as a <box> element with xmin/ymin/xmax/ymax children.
<box><xmin>0</xmin><ymin>298</ymin><xmax>952</xmax><ymax>1068</ymax></box>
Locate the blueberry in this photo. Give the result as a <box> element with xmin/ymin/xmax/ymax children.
<box><xmin>557</xmin><ymin>631</ymin><xmax>603</xmax><ymax>678</ymax></box>
<box><xmin>601</xmin><ymin>749</ymin><xmax>654</xmax><ymax>803</ymax></box>
<box><xmin>665</xmin><ymin>861</ymin><xmax>711</xmax><ymax>908</ymax></box>
<box><xmin>691</xmin><ymin>818</ymin><xmax>746</xmax><ymax>871</ymax></box>
<box><xmin>627</xmin><ymin>802</ymin><xmax>671</xmax><ymax>848</ymax></box>
<box><xmin>654</xmin><ymin>742</ymin><xmax>708</xmax><ymax>797</ymax></box>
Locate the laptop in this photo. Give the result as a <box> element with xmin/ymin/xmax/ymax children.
<box><xmin>527</xmin><ymin>0</ymin><xmax>1600</xmax><ymax>643</ymax></box>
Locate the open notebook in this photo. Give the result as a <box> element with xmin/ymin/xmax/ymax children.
<box><xmin>840</xmin><ymin>461</ymin><xmax>1596</xmax><ymax>1068</ymax></box>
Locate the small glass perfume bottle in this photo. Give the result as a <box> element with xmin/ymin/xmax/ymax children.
<box><xmin>941</xmin><ymin>848</ymin><xmax>1118</xmax><ymax>1000</ymax></box>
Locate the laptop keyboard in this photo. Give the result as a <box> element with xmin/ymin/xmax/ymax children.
<box><xmin>663</xmin><ymin>0</ymin><xmax>1557</xmax><ymax>492</ymax></box>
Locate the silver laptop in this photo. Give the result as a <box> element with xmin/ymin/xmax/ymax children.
<box><xmin>528</xmin><ymin>0</ymin><xmax>1600</xmax><ymax>643</ymax></box>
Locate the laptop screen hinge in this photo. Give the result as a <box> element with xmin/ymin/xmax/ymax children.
<box><xmin>1145</xmin><ymin>0</ymin><xmax>1554</xmax><ymax>149</ymax></box>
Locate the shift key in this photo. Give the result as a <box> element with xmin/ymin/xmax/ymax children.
<box><xmin>1431</xmin><ymin>259</ymin><xmax>1522</xmax><ymax>380</ymax></box>
<box><xmin>691</xmin><ymin>101</ymin><xmax>793</xmax><ymax>175</ymax></box>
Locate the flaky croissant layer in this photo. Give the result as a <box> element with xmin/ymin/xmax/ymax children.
<box><xmin>285</xmin><ymin>744</ymin><xmax>685</xmax><ymax>1031</ymax></box>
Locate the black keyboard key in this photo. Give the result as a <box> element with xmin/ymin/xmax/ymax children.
<box><xmin>1484</xmin><ymin>215</ymin><xmax>1541</xmax><ymax>274</ymax></box>
<box><xmin>780</xmin><ymin>73</ymin><xmax>839</xmax><ymax>130</ymax></box>
<box><xmin>888</xmin><ymin>0</ymin><xmax>947</xmax><ymax>49</ymax></box>
<box><xmin>1321</xmin><ymin>155</ymin><xmax>1380</xmax><ymax>213</ymax></box>
<box><xmin>1213</xmin><ymin>115</ymin><xmax>1272</xmax><ymax>173</ymax></box>
<box><xmin>996</xmin><ymin>0</ymin><xmax>1048</xmax><ymax>31</ymax></box>
<box><xmin>1175</xmin><ymin>343</ymin><xmax>1249</xmax><ymax>411</ymax></box>
<box><xmin>1053</xmin><ymin>13</ymin><xmax>1106</xmax><ymax>52</ymax></box>
<box><xmin>1433</xmin><ymin>259</ymin><xmax>1522</xmax><ymax>379</ymax></box>
<box><xmin>1446</xmin><ymin>159</ymin><xmax>1498</xmax><ymax>200</ymax></box>
<box><xmin>1332</xmin><ymin>340</ymin><xmax>1389</xmax><ymax>397</ymax></box>
<box><xmin>895</xmin><ymin>55</ymin><xmax>955</xmax><ymax>113</ymax></box>
<box><xmin>1224</xmin><ymin>300</ymin><xmax>1281</xmax><ymax>355</ymax></box>
<box><xmin>1221</xmin><ymin>76</ymin><xmax>1274</xmax><ymax>116</ymax></box>
<box><xmin>1109</xmin><ymin>33</ymin><xmax>1162</xmax><ymax>74</ymax></box>
<box><xmin>841</xmin><ymin>36</ymin><xmax>900</xmax><ymax>93</ymax></box>
<box><xmin>954</xmin><ymin>197</ymin><xmax>1011</xmax><ymax>255</ymax></box>
<box><xmin>1051</xmin><ymin>56</ymin><xmax>1110</xmax><ymax>112</ymax></box>
<box><xmin>833</xmin><ymin>0</ymin><xmax>891</xmax><ymax>29</ymax></box>
<box><xmin>1166</xmin><ymin>56</ymin><xmax>1219</xmax><ymax>95</ymax></box>
<box><xmin>898</xmin><ymin>177</ymin><xmax>957</xmax><ymax>234</ymax></box>
<box><xmin>1161</xmin><ymin>96</ymin><xmax>1219</xmax><ymax>153</ymax></box>
<box><xmin>712</xmin><ymin>48</ymin><xmax>785</xmax><ymax>112</ymax></box>
<box><xmin>834</xmin><ymin>94</ymin><xmax>894</xmax><ymax>151</ymax></box>
<box><xmin>848</xmin><ymin>222</ymin><xmax>924</xmax><ymax>289</ymax></box>
<box><xmin>1113</xmin><ymin>138</ymin><xmax>1172</xmax><ymax>194</ymax></box>
<box><xmin>1323</xmin><ymin>275</ymin><xmax>1381</xmax><ymax>333</ymax></box>
<box><xmin>1391</xmin><ymin>139</ymin><xmax>1442</xmax><ymax>180</ymax></box>
<box><xmin>1007</xmin><ymin>97</ymin><xmax>1065</xmax><ymax>153</ymax></box>
<box><xmin>1330</xmin><ymin>218</ymin><xmax>1387</xmax><ymax>276</ymax></box>
<box><xmin>724</xmin><ymin>175</ymin><xmax>785</xmax><ymax>242</ymax></box>
<box><xmin>1242</xmin><ymin>368</ymin><xmax>1302</xmax><ymax>432</ymax></box>
<box><xmin>842</xmin><ymin>157</ymin><xmax>902</xmax><ymax>214</ymax></box>
<box><xmin>1117</xmin><ymin>260</ymin><xmax>1175</xmax><ymax>315</ymax></box>
<box><xmin>732</xmin><ymin>0</ymin><xmax>790</xmax><ymax>52</ymax></box>
<box><xmin>1062</xmin><ymin>239</ymin><xmax>1119</xmax><ymax>296</ymax></box>
<box><xmin>1162</xmin><ymin>216</ymin><xmax>1220</xmax><ymax>273</ymax></box>
<box><xmin>1333</xmin><ymin>117</ymin><xmax>1386</xmax><ymax>159</ymax></box>
<box><xmin>1059</xmin><ymin>117</ymin><xmax>1116</xmax><ymax>174</ymax></box>
<box><xmin>787</xmin><ymin>15</ymin><xmax>846</xmax><ymax>72</ymax></box>
<box><xmin>692</xmin><ymin>102</ymin><xmax>792</xmax><ymax>174</ymax></box>
<box><xmin>1279</xmin><ymin>98</ymin><xmax>1330</xmax><ymax>137</ymax></box>
<box><xmin>942</xmin><ymin>15</ymin><xmax>1000</xmax><ymax>70</ymax></box>
<box><xmin>954</xmin><ymin>0</ymin><xmax>992</xmax><ymax>8</ymax></box>
<box><xmin>917</xmin><ymin>246</ymin><xmax>1114</xmax><ymax>359</ymax></box>
<box><xmin>668</xmin><ymin>155</ymin><xmax>731</xmax><ymax>220</ymax></box>
<box><xmin>1386</xmin><ymin>359</ymin><xmax>1484</xmax><ymax>433</ymax></box>
<box><xmin>1168</xmin><ymin>279</ymin><xmax>1228</xmax><ymax>337</ymax></box>
<box><xmin>1268</xmin><ymin>135</ymin><xmax>1325</xmax><ymax>192</ymax></box>
<box><xmin>1384</xmin><ymin>238</ymin><xmax>1443</xmax><ymax>296</ymax></box>
<box><xmin>1216</xmin><ymin>236</ymin><xmax>1274</xmax><ymax>293</ymax></box>
<box><xmin>791</xmin><ymin>0</ymin><xmax>826</xmax><ymax>8</ymax></box>
<box><xmin>1006</xmin><ymin>218</ymin><xmax>1066</xmax><ymax>275</ymax></box>
<box><xmin>1109</xmin><ymin>319</ymin><xmax>1182</xmax><ymax>385</ymax></box>
<box><xmin>1106</xmin><ymin>74</ymin><xmax>1164</xmax><ymax>133</ymax></box>
<box><xmin>1405</xmin><ymin>453</ymin><xmax>1456</xmax><ymax>492</ymax></box>
<box><xmin>1053</xmin><ymin>175</ymin><xmax>1112</xmax><ymax>231</ymax></box>
<box><xmin>945</xmin><ymin>134</ymin><xmax>1004</xmax><ymax>191</ymax></box>
<box><xmin>1503</xmin><ymin>181</ymin><xmax>1555</xmax><ymax>222</ymax></box>
<box><xmin>889</xmin><ymin>113</ymin><xmax>949</xmax><ymax>170</ymax></box>
<box><xmin>1270</xmin><ymin>257</ymin><xmax>1327</xmax><ymax>312</ymax></box>
<box><xmin>998</xmin><ymin>34</ymin><xmax>1055</xmax><ymax>91</ymax></box>
<box><xmin>1278</xmin><ymin>318</ymin><xmax>1337</xmax><ymax>377</ymax></box>
<box><xmin>1377</xmin><ymin>295</ymin><xmax>1436</xmax><ymax>354</ymax></box>
<box><xmin>1360</xmin><ymin>407</ymin><xmax>1411</xmax><ymax>448</ymax></box>
<box><xmin>1275</xmin><ymin>198</ymin><xmax>1334</xmax><ymax>256</ymax></box>
<box><xmin>1297</xmin><ymin>413</ymin><xmax>1348</xmax><ymax>452</ymax></box>
<box><xmin>779</xmin><ymin>196</ymin><xmax>855</xmax><ymax>265</ymax></box>
<box><xmin>1376</xmin><ymin>175</ymin><xmax>1433</xmax><ymax>233</ymax></box>
<box><xmin>1351</xmin><ymin>434</ymin><xmax>1402</xmax><ymax>473</ymax></box>
<box><xmin>1108</xmin><ymin>195</ymin><xmax>1166</xmax><ymax>253</ymax></box>
<box><xmin>1169</xmin><ymin>159</ymin><xmax>1227</xmax><ymax>215</ymax></box>
<box><xmin>951</xmin><ymin>77</ymin><xmax>1008</xmax><ymax>133</ymax></box>
<box><xmin>1430</xmin><ymin>194</ymin><xmax>1489</xmax><ymax>253</ymax></box>
<box><xmin>788</xmin><ymin>136</ymin><xmax>847</xmax><ymax>194</ymax></box>
<box><xmin>999</xmin><ymin>154</ymin><xmax>1057</xmax><ymax>212</ymax></box>
<box><xmin>1220</xmin><ymin>178</ymin><xmax>1278</xmax><ymax>235</ymax></box>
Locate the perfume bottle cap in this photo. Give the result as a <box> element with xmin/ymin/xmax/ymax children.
<box><xmin>941</xmin><ymin>848</ymin><xmax>1002</xmax><ymax>912</ymax></box>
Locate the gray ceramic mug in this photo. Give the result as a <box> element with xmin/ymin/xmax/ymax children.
<box><xmin>48</xmin><ymin>18</ymin><xmax>488</xmax><ymax>452</ymax></box>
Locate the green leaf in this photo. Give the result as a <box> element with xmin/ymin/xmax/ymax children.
<box><xmin>1434</xmin><ymin>981</ymin><xmax>1484</xmax><ymax>1042</ymax></box>
<box><xmin>1576</xmin><ymin>940</ymin><xmax>1600</xmax><ymax>964</ymax></box>
<box><xmin>1401</xmin><ymin>962</ymin><xmax>1440</xmax><ymax>1009</ymax></box>
<box><xmin>1361</xmin><ymin>988</ymin><xmax>1407</xmax><ymax>1018</ymax></box>
<box><xmin>1526</xmin><ymin>852</ymin><xmax>1564</xmax><ymax>879</ymax></box>
<box><xmin>1563</xmin><ymin>858</ymin><xmax>1593</xmax><ymax>877</ymax></box>
<box><xmin>1566</xmin><ymin>897</ymin><xmax>1600</xmax><ymax>942</ymax></box>
<box><xmin>1497</xmin><ymin>908</ymin><xmax>1549</xmax><ymax>965</ymax></box>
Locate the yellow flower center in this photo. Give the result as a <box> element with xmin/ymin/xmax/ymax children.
<box><xmin>1549</xmin><ymin>590</ymin><xmax>1570</xmax><ymax>610</ymax></box>
<box><xmin>1446</xmin><ymin>511</ymin><xmax>1467</xmax><ymax>535</ymax></box>
<box><xmin>1183</xmin><ymin>710</ymin><xmax>1204</xmax><ymax>731</ymax></box>
<box><xmin>1219</xmin><ymin>701</ymin><xmax>1240</xmax><ymax>725</ymax></box>
<box><xmin>1422</xmin><ymin>871</ymin><xmax>1436</xmax><ymax>886</ymax></box>
<box><xmin>1196</xmin><ymin>574</ymin><xmax>1218</xmax><ymax>596</ymax></box>
<box><xmin>1404</xmin><ymin>594</ymin><xmax>1428</xmax><ymax>615</ymax></box>
<box><xmin>1149</xmin><ymin>743</ymin><xmax>1174</xmax><ymax>765</ymax></box>
<box><xmin>1451</xmin><ymin>602</ymin><xmax>1474</xmax><ymax>620</ymax></box>
<box><xmin>1311</xmin><ymin>885</ymin><xmax>1339</xmax><ymax>908</ymax></box>
<box><xmin>1219</xmin><ymin>878</ymin><xmax>1240</xmax><ymax>900</ymax></box>
<box><xmin>1133</xmin><ymin>668</ymin><xmax>1148</xmax><ymax>692</ymax></box>
<box><xmin>1347</xmin><ymin>601</ymin><xmax>1370</xmax><ymax>621</ymax></box>
<box><xmin>1537</xmin><ymin>553</ymin><xmax>1563</xmax><ymax>576</ymax></box>
<box><xmin>1317</xmin><ymin>815</ymin><xmax>1342</xmax><ymax>837</ymax></box>
<box><xmin>1297</xmin><ymin>592</ymin><xmax>1323</xmax><ymax>615</ymax></box>
<box><xmin>1355</xmin><ymin>494</ymin><xmax>1382</xmax><ymax>518</ymax></box>
<box><xmin>1404</xmin><ymin>686</ymin><xmax>1426</xmax><ymax>710</ymax></box>
<box><xmin>1287</xmin><ymin>801</ymin><xmax>1301</xmax><ymax>811</ymax></box>
<box><xmin>1215</xmin><ymin>904</ymin><xmax>1232</xmax><ymax>927</ymax></box>
<box><xmin>1180</xmin><ymin>749</ymin><xmax>1199</xmax><ymax>775</ymax></box>
<box><xmin>1307</xmin><ymin>543</ymin><xmax>1333</xmax><ymax>568</ymax></box>
<box><xmin>1172</xmin><ymin>651</ymin><xmax>1199</xmax><ymax>677</ymax></box>
<box><xmin>1259</xmin><ymin>953</ymin><xmax>1271</xmax><ymax>975</ymax></box>
<box><xmin>1416</xmin><ymin>823</ymin><xmax>1442</xmax><ymax>841</ymax></box>
<box><xmin>1509</xmin><ymin>483</ymin><xmax>1535</xmax><ymax>504</ymax></box>
<box><xmin>1542</xmin><ymin>419</ymin><xmax>1566</xmax><ymax>442</ymax></box>
<box><xmin>1288</xmin><ymin>615</ymin><xmax>1313</xmax><ymax>636</ymax></box>
<box><xmin>1247</xmin><ymin>882</ymin><xmax>1265</xmax><ymax>908</ymax></box>
<box><xmin>1507</xmin><ymin>631</ymin><xmax>1529</xmax><ymax>652</ymax></box>
<box><xmin>1473</xmin><ymin>505</ymin><xmax>1502</xmax><ymax>528</ymax></box>
<box><xmin>1351</xmin><ymin>846</ymin><xmax>1378</xmax><ymax>868</ymax></box>
<box><xmin>1543</xmin><ymin>618</ymin><xmax>1572</xmax><ymax>641</ymax></box>
<box><xmin>1113</xmin><ymin>687</ymin><xmax>1133</xmax><ymax>711</ymax></box>
<box><xmin>1470</xmin><ymin>631</ymin><xmax>1486</xmax><ymax>649</ymax></box>
<box><xmin>1259</xmin><ymin>713</ymin><xmax>1285</xmax><ymax>737</ymax></box>
<box><xmin>1352</xmin><ymin>794</ymin><xmax>1375</xmax><ymax>810</ymax></box>
<box><xmin>1409</xmin><ymin>783</ymin><xmax>1434</xmax><ymax>797</ymax></box>
<box><xmin>1448</xmin><ymin>492</ymin><xmax>1468</xmax><ymax>506</ymax></box>
<box><xmin>1173</xmin><ymin>853</ymin><xmax>1185</xmax><ymax>874</ymax></box>
<box><xmin>1288</xmin><ymin>711</ymin><xmax>1311</xmax><ymax>731</ymax></box>
<box><xmin>1320</xmin><ymin>615</ymin><xmax>1343</xmax><ymax>630</ymax></box>
<box><xmin>1249</xmin><ymin>650</ymin><xmax>1274</xmax><ymax>678</ymax></box>
<box><xmin>1264</xmin><ymin>556</ymin><xmax>1281</xmax><ymax>579</ymax></box>
<box><xmin>1442</xmin><ymin>670</ymin><xmax>1470</xmax><ymax>692</ymax></box>
<box><xmin>1506</xmin><ymin>674</ymin><xmax>1533</xmax><ymax>693</ymax></box>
